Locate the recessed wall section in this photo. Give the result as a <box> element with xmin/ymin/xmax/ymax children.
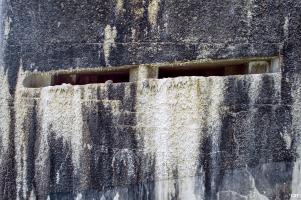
<box><xmin>22</xmin><ymin>57</ymin><xmax>280</xmax><ymax>88</ymax></box>
<box><xmin>158</xmin><ymin>64</ymin><xmax>247</xmax><ymax>79</ymax></box>
<box><xmin>23</xmin><ymin>69</ymin><xmax>130</xmax><ymax>88</ymax></box>
<box><xmin>52</xmin><ymin>70</ymin><xmax>130</xmax><ymax>86</ymax></box>
<box><xmin>158</xmin><ymin>58</ymin><xmax>279</xmax><ymax>79</ymax></box>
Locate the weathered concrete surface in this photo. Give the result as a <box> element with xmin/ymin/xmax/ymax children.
<box><xmin>13</xmin><ymin>74</ymin><xmax>294</xmax><ymax>199</ymax></box>
<box><xmin>0</xmin><ymin>0</ymin><xmax>301</xmax><ymax>199</ymax></box>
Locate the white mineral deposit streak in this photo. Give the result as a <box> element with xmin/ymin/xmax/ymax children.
<box><xmin>168</xmin><ymin>78</ymin><xmax>202</xmax><ymax>200</ymax></box>
<box><xmin>115</xmin><ymin>0</ymin><xmax>124</xmax><ymax>15</ymax></box>
<box><xmin>137</xmin><ymin>77</ymin><xmax>204</xmax><ymax>199</ymax></box>
<box><xmin>149</xmin><ymin>79</ymin><xmax>171</xmax><ymax>200</ymax></box>
<box><xmin>29</xmin><ymin>189</ymin><xmax>36</xmax><ymax>200</ymax></box>
<box><xmin>0</xmin><ymin>0</ymin><xmax>10</xmax><ymax>173</ymax></box>
<box><xmin>11</xmin><ymin>78</ymin><xmax>23</xmax><ymax>200</ymax></box>
<box><xmin>207</xmin><ymin>77</ymin><xmax>224</xmax><ymax>196</ymax></box>
<box><xmin>246</xmin><ymin>0</ymin><xmax>254</xmax><ymax>36</ymax></box>
<box><xmin>148</xmin><ymin>0</ymin><xmax>160</xmax><ymax>27</ymax></box>
<box><xmin>31</xmin><ymin>87</ymin><xmax>52</xmax><ymax>197</ymax></box>
<box><xmin>75</xmin><ymin>193</ymin><xmax>83</xmax><ymax>200</ymax></box>
<box><xmin>0</xmin><ymin>0</ymin><xmax>5</xmax><ymax>43</ymax></box>
<box><xmin>104</xmin><ymin>25</ymin><xmax>117</xmax><ymax>66</ymax></box>
<box><xmin>71</xmin><ymin>86</ymin><xmax>84</xmax><ymax>171</ymax></box>
<box><xmin>271</xmin><ymin>74</ymin><xmax>292</xmax><ymax>149</ymax></box>
<box><xmin>113</xmin><ymin>192</ymin><xmax>120</xmax><ymax>200</ymax></box>
<box><xmin>35</xmin><ymin>85</ymin><xmax>84</xmax><ymax>191</ymax></box>
<box><xmin>137</xmin><ymin>79</ymin><xmax>170</xmax><ymax>200</ymax></box>
<box><xmin>284</xmin><ymin>16</ymin><xmax>290</xmax><ymax>42</ymax></box>
<box><xmin>291</xmin><ymin>75</ymin><xmax>301</xmax><ymax>199</ymax></box>
<box><xmin>14</xmin><ymin>71</ymin><xmax>37</xmax><ymax>199</ymax></box>
<box><xmin>0</xmin><ymin>70</ymin><xmax>10</xmax><ymax>155</ymax></box>
<box><xmin>4</xmin><ymin>16</ymin><xmax>11</xmax><ymax>40</ymax></box>
<box><xmin>112</xmin><ymin>149</ymin><xmax>136</xmax><ymax>178</ymax></box>
<box><xmin>248</xmin><ymin>75</ymin><xmax>262</xmax><ymax>105</ymax></box>
<box><xmin>15</xmin><ymin>95</ymin><xmax>29</xmax><ymax>199</ymax></box>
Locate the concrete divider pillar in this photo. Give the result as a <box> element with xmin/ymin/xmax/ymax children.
<box><xmin>248</xmin><ymin>61</ymin><xmax>270</xmax><ymax>74</ymax></box>
<box><xmin>130</xmin><ymin>65</ymin><xmax>158</xmax><ymax>82</ymax></box>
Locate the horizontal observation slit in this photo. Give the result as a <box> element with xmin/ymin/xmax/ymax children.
<box><xmin>23</xmin><ymin>69</ymin><xmax>130</xmax><ymax>88</ymax></box>
<box><xmin>53</xmin><ymin>70</ymin><xmax>129</xmax><ymax>86</ymax></box>
<box><xmin>22</xmin><ymin>57</ymin><xmax>280</xmax><ymax>88</ymax></box>
<box><xmin>158</xmin><ymin>58</ymin><xmax>280</xmax><ymax>79</ymax></box>
<box><xmin>158</xmin><ymin>65</ymin><xmax>246</xmax><ymax>78</ymax></box>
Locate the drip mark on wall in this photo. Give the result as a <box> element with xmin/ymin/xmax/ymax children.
<box><xmin>284</xmin><ymin>15</ymin><xmax>290</xmax><ymax>41</ymax></box>
<box><xmin>148</xmin><ymin>0</ymin><xmax>160</xmax><ymax>27</ymax></box>
<box><xmin>246</xmin><ymin>0</ymin><xmax>254</xmax><ymax>37</ymax></box>
<box><xmin>4</xmin><ymin>16</ymin><xmax>12</xmax><ymax>39</ymax></box>
<box><xmin>116</xmin><ymin>0</ymin><xmax>124</xmax><ymax>15</ymax></box>
<box><xmin>104</xmin><ymin>25</ymin><xmax>117</xmax><ymax>66</ymax></box>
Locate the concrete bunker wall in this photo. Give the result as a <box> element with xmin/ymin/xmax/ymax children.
<box><xmin>0</xmin><ymin>0</ymin><xmax>301</xmax><ymax>199</ymax></box>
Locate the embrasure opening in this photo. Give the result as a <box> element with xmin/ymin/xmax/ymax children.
<box><xmin>52</xmin><ymin>70</ymin><xmax>129</xmax><ymax>86</ymax></box>
<box><xmin>23</xmin><ymin>69</ymin><xmax>130</xmax><ymax>88</ymax></box>
<box><xmin>23</xmin><ymin>57</ymin><xmax>280</xmax><ymax>88</ymax></box>
<box><xmin>158</xmin><ymin>59</ymin><xmax>278</xmax><ymax>79</ymax></box>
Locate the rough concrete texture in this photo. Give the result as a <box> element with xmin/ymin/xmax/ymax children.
<box><xmin>0</xmin><ymin>0</ymin><xmax>301</xmax><ymax>200</ymax></box>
